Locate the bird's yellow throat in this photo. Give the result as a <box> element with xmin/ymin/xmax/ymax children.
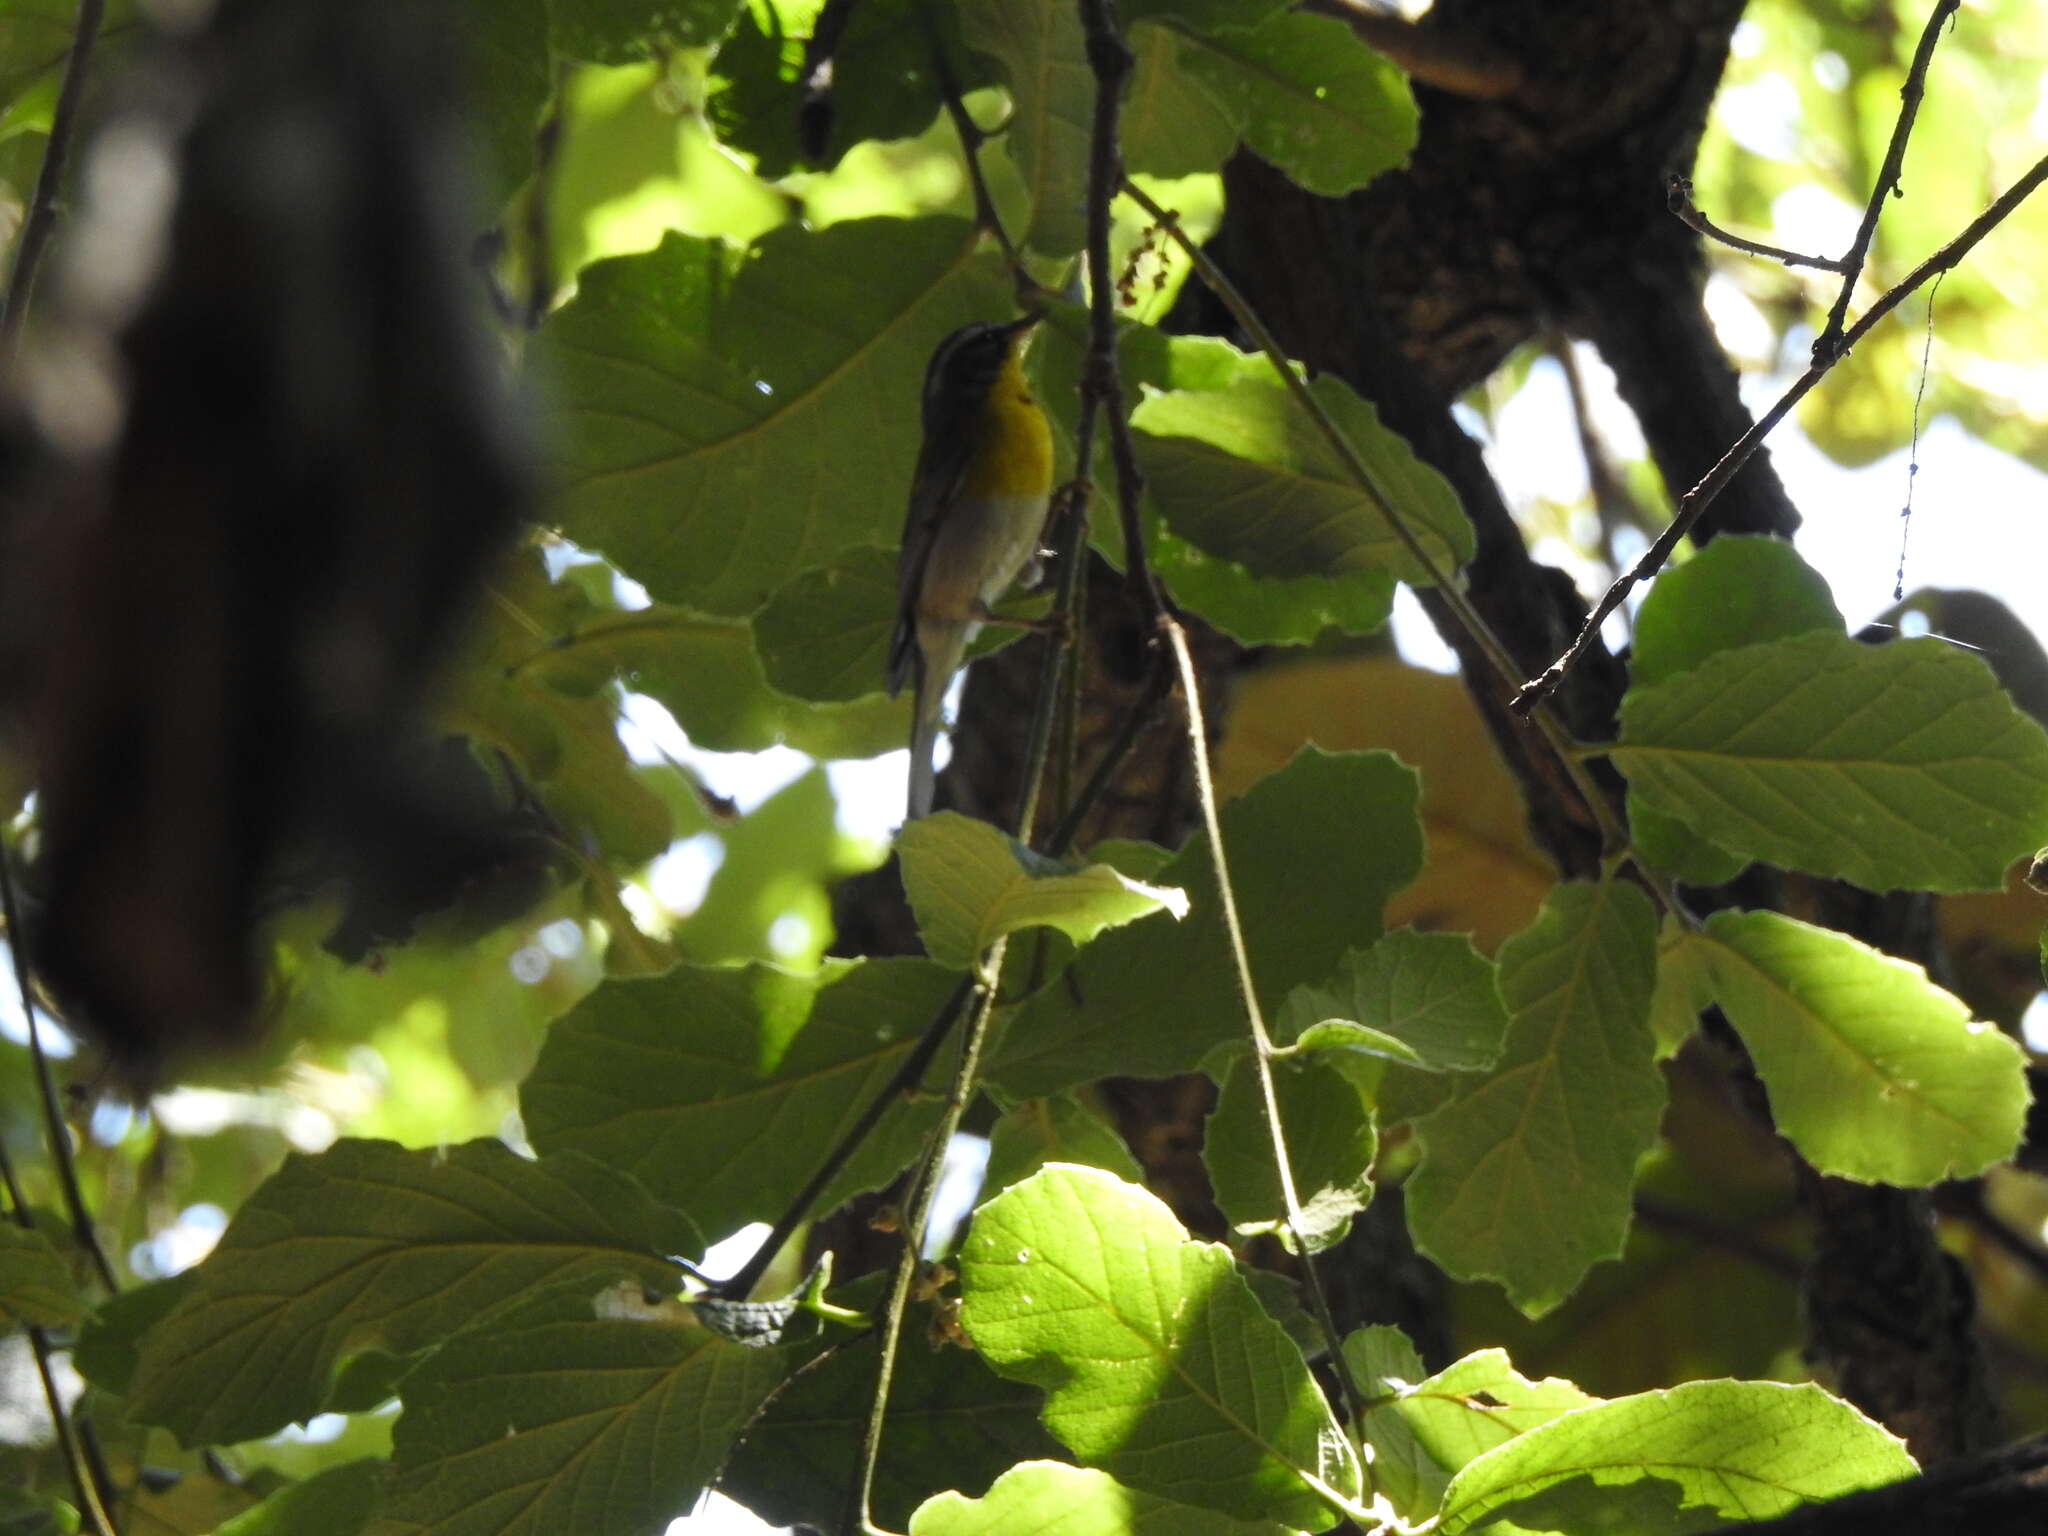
<box><xmin>960</xmin><ymin>346</ymin><xmax>1054</xmax><ymax>500</ymax></box>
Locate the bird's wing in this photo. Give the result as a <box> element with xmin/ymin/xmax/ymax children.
<box><xmin>886</xmin><ymin>415</ymin><xmax>976</xmax><ymax>696</ymax></box>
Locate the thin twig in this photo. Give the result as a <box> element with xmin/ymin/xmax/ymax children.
<box><xmin>1077</xmin><ymin>0</ymin><xmax>1164</xmax><ymax>618</ymax></box>
<box><xmin>915</xmin><ymin>0</ymin><xmax>1025</xmax><ymax>276</ymax></box>
<box><xmin>1514</xmin><ymin>146</ymin><xmax>2048</xmax><ymax>713</ymax></box>
<box><xmin>1666</xmin><ymin>175</ymin><xmax>1847</xmax><ymax>273</ymax></box>
<box><xmin>0</xmin><ymin>1106</ymin><xmax>118</xmax><ymax>1536</ymax></box>
<box><xmin>1814</xmin><ymin>0</ymin><xmax>1960</xmax><ymax>361</ymax></box>
<box><xmin>851</xmin><ymin>945</ymin><xmax>1007</xmax><ymax>1536</ymax></box>
<box><xmin>0</xmin><ymin>0</ymin><xmax>105</xmax><ymax>338</ymax></box>
<box><xmin>713</xmin><ymin>976</ymin><xmax>973</xmax><ymax>1302</ymax></box>
<box><xmin>0</xmin><ymin>845</ymin><xmax>116</xmax><ymax>1292</ymax></box>
<box><xmin>1163</xmin><ymin>620</ymin><xmax>1372</xmax><ymax>1458</ymax></box>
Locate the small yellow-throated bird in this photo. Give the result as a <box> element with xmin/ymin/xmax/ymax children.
<box><xmin>889</xmin><ymin>315</ymin><xmax>1054</xmax><ymax>819</ymax></box>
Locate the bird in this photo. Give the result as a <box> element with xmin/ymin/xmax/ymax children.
<box><xmin>887</xmin><ymin>314</ymin><xmax>1055</xmax><ymax>820</ymax></box>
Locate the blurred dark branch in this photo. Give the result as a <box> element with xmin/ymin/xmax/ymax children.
<box><xmin>1</xmin><ymin>0</ymin><xmax>105</xmax><ymax>337</ymax></box>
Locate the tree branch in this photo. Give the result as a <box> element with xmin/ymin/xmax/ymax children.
<box><xmin>1517</xmin><ymin>147</ymin><xmax>2048</xmax><ymax>713</ymax></box>
<box><xmin>1814</xmin><ymin>0</ymin><xmax>1960</xmax><ymax>361</ymax></box>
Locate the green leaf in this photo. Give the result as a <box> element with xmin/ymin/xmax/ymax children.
<box><xmin>1041</xmin><ymin>314</ymin><xmax>1397</xmax><ymax>645</ymax></box>
<box><xmin>369</xmin><ymin>1287</ymin><xmax>788</xmax><ymax>1536</ymax></box>
<box><xmin>900</xmin><ymin>812</ymin><xmax>1188</xmax><ymax>970</ymax></box>
<box><xmin>549</xmin><ymin>0</ymin><xmax>741</xmax><ymax>63</ymax></box>
<box><xmin>1124</xmin><ymin>0</ymin><xmax>1294</xmax><ymax>30</ymax></box>
<box><xmin>0</xmin><ymin>1223</ymin><xmax>81</xmax><ymax>1329</ymax></box>
<box><xmin>1174</xmin><ymin>12</ymin><xmax>1416</xmax><ymax>196</ymax></box>
<box><xmin>959</xmin><ymin>1165</ymin><xmax>1361</xmax><ymax>1528</ymax></box>
<box><xmin>0</xmin><ymin>1</ymin><xmax>110</xmax><ymax>137</ymax></box>
<box><xmin>959</xmin><ymin>0</ymin><xmax>1092</xmax><ymax>255</ymax></box>
<box><xmin>911</xmin><ymin>1462</ymin><xmax>1305</xmax><ymax>1535</ymax></box>
<box><xmin>1646</xmin><ymin>918</ymin><xmax>1715</xmax><ymax>1058</ymax></box>
<box><xmin>215</xmin><ymin>1460</ymin><xmax>384</xmax><ymax>1536</ymax></box>
<box><xmin>724</xmin><ymin>1322</ymin><xmax>1061</xmax><ymax>1531</ymax></box>
<box><xmin>1613</xmin><ymin>631</ymin><xmax>2048</xmax><ymax>892</ymax></box>
<box><xmin>1277</xmin><ymin>928</ymin><xmax>1509</xmax><ymax>1074</ymax></box>
<box><xmin>708</xmin><ymin>0</ymin><xmax>992</xmax><ymax>177</ymax></box>
<box><xmin>1631</xmin><ymin>536</ymin><xmax>1845</xmax><ymax>688</ymax></box>
<box><xmin>1132</xmin><ymin>376</ymin><xmax>1473</xmax><ymax>588</ymax></box>
<box><xmin>1627</xmin><ymin>535</ymin><xmax>1843</xmax><ymax>885</ymax></box>
<box><xmin>680</xmin><ymin>766</ymin><xmax>862</xmax><ymax>968</ymax></box>
<box><xmin>454</xmin><ymin>550</ymin><xmax>674</xmax><ymax>863</ymax></box>
<box><xmin>1150</xmin><ymin>516</ymin><xmax>1396</xmax><ymax>646</ymax></box>
<box><xmin>1407</xmin><ymin>881</ymin><xmax>1662</xmax><ymax>1317</ymax></box>
<box><xmin>750</xmin><ymin>544</ymin><xmax>898</xmax><ymax>703</ymax></box>
<box><xmin>533</xmin><ymin>219</ymin><xmax>1009</xmax><ymax>616</ymax></box>
<box><xmin>461</xmin><ymin>0</ymin><xmax>553</xmax><ymax>210</ymax></box>
<box><xmin>1123</xmin><ymin>22</ymin><xmax>1238</xmax><ymax>178</ymax></box>
<box><xmin>1351</xmin><ymin>1341</ymin><xmax>1597</xmax><ymax>1522</ymax></box>
<box><xmin>1698</xmin><ymin>909</ymin><xmax>2027</xmax><ymax>1183</ymax></box>
<box><xmin>989</xmin><ymin>748</ymin><xmax>1424</xmax><ymax>1097</ymax></box>
<box><xmin>527</xmin><ymin>593</ymin><xmax>903</xmax><ymax>760</ymax></box>
<box><xmin>1436</xmin><ymin>1380</ymin><xmax>1913</xmax><ymax>1534</ymax></box>
<box><xmin>522</xmin><ymin>958</ymin><xmax>958</xmax><ymax>1237</ymax></box>
<box><xmin>126</xmin><ymin>1140</ymin><xmax>697</xmax><ymax>1445</ymax></box>
<box><xmin>1204</xmin><ymin>1053</ymin><xmax>1374</xmax><ymax>1252</ymax></box>
<box><xmin>73</xmin><ymin>1274</ymin><xmax>194</xmax><ymax>1394</ymax></box>
<box><xmin>985</xmin><ymin>1093</ymin><xmax>1146</xmax><ymax>1194</ymax></box>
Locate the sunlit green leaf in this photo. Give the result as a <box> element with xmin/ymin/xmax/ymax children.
<box><xmin>985</xmin><ymin>1093</ymin><xmax>1145</xmax><ymax>1194</ymax></box>
<box><xmin>523</xmin><ymin>958</ymin><xmax>957</xmax><ymax>1237</ymax></box>
<box><xmin>1174</xmin><ymin>12</ymin><xmax>1415</xmax><ymax>196</ymax></box>
<box><xmin>1632</xmin><ymin>536</ymin><xmax>1844</xmax><ymax>688</ymax></box>
<box><xmin>911</xmin><ymin>1462</ymin><xmax>1304</xmax><ymax>1535</ymax></box>
<box><xmin>1408</xmin><ymin>881</ymin><xmax>1662</xmax><ymax>1317</ymax></box>
<box><xmin>900</xmin><ymin>812</ymin><xmax>1187</xmax><ymax>970</ymax></box>
<box><xmin>960</xmin><ymin>1166</ymin><xmax>1361</xmax><ymax>1528</ymax></box>
<box><xmin>127</xmin><ymin>1140</ymin><xmax>697</xmax><ymax>1445</ymax></box>
<box><xmin>959</xmin><ymin>0</ymin><xmax>1092</xmax><ymax>254</ymax></box>
<box><xmin>370</xmin><ymin>1287</ymin><xmax>788</xmax><ymax>1536</ymax></box>
<box><xmin>989</xmin><ymin>748</ymin><xmax>1424</xmax><ymax>1097</ymax></box>
<box><xmin>1615</xmin><ymin>632</ymin><xmax>2048</xmax><ymax>892</ymax></box>
<box><xmin>1277</xmin><ymin>929</ymin><xmax>1509</xmax><ymax>1074</ymax></box>
<box><xmin>1123</xmin><ymin>22</ymin><xmax>1237</xmax><ymax>178</ymax></box>
<box><xmin>550</xmin><ymin>0</ymin><xmax>742</xmax><ymax>63</ymax></box>
<box><xmin>1646</xmin><ymin>918</ymin><xmax>1715</xmax><ymax>1058</ymax></box>
<box><xmin>679</xmin><ymin>767</ymin><xmax>870</xmax><ymax>967</ymax></box>
<box><xmin>1351</xmin><ymin>1340</ymin><xmax>1597</xmax><ymax>1522</ymax></box>
<box><xmin>1204</xmin><ymin>1052</ymin><xmax>1374</xmax><ymax>1251</ymax></box>
<box><xmin>1132</xmin><ymin>376</ymin><xmax>1473</xmax><ymax>587</ymax></box>
<box><xmin>1698</xmin><ymin>909</ymin><xmax>2027</xmax><ymax>1184</ymax></box>
<box><xmin>1437</xmin><ymin>1380</ymin><xmax>1913</xmax><ymax>1533</ymax></box>
<box><xmin>1628</xmin><ymin>536</ymin><xmax>1844</xmax><ymax>884</ymax></box>
<box><xmin>533</xmin><ymin>220</ymin><xmax>1009</xmax><ymax>616</ymax></box>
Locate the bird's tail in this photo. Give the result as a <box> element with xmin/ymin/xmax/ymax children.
<box><xmin>905</xmin><ymin>627</ymin><xmax>968</xmax><ymax>820</ymax></box>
